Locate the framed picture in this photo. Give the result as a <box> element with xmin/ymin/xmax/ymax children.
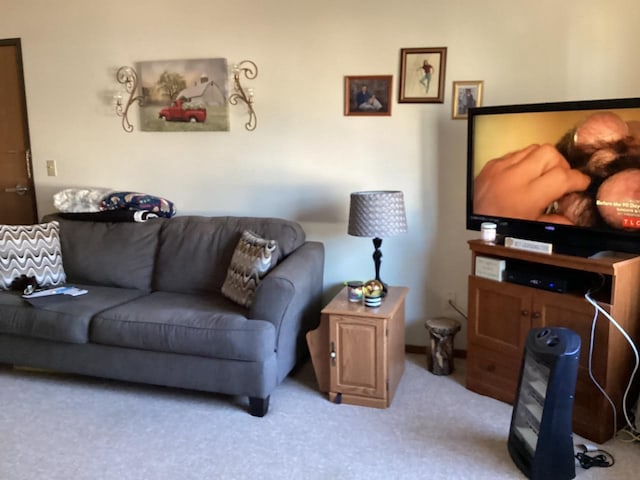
<box><xmin>344</xmin><ymin>75</ymin><xmax>393</xmax><ymax>116</ymax></box>
<box><xmin>137</xmin><ymin>57</ymin><xmax>230</xmax><ymax>132</ymax></box>
<box><xmin>452</xmin><ymin>80</ymin><xmax>484</xmax><ymax>119</ymax></box>
<box><xmin>398</xmin><ymin>47</ymin><xmax>447</xmax><ymax>103</ymax></box>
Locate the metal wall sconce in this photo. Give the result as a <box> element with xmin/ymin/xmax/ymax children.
<box><xmin>229</xmin><ymin>60</ymin><xmax>258</xmax><ymax>131</ymax></box>
<box><xmin>115</xmin><ymin>66</ymin><xmax>143</xmax><ymax>133</ymax></box>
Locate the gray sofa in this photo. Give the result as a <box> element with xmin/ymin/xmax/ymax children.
<box><xmin>0</xmin><ymin>214</ymin><xmax>324</xmax><ymax>416</ymax></box>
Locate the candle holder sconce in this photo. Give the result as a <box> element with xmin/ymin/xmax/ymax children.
<box><xmin>229</xmin><ymin>60</ymin><xmax>258</xmax><ymax>131</ymax></box>
<box><xmin>115</xmin><ymin>66</ymin><xmax>144</xmax><ymax>133</ymax></box>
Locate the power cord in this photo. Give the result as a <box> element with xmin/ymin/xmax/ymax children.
<box><xmin>617</xmin><ymin>425</ymin><xmax>640</xmax><ymax>443</ymax></box>
<box><xmin>447</xmin><ymin>299</ymin><xmax>468</xmax><ymax>321</ymax></box>
<box><xmin>584</xmin><ymin>277</ymin><xmax>640</xmax><ymax>436</ymax></box>
<box><xmin>575</xmin><ymin>449</ymin><xmax>615</xmax><ymax>469</ymax></box>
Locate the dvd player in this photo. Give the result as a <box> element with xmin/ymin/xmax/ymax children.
<box><xmin>504</xmin><ymin>269</ymin><xmax>570</xmax><ymax>293</ymax></box>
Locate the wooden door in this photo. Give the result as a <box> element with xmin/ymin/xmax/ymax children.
<box><xmin>330</xmin><ymin>315</ymin><xmax>386</xmax><ymax>400</ymax></box>
<box><xmin>0</xmin><ymin>38</ymin><xmax>37</xmax><ymax>225</ymax></box>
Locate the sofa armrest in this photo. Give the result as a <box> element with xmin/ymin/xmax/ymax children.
<box><xmin>250</xmin><ymin>241</ymin><xmax>324</xmax><ymax>382</ymax></box>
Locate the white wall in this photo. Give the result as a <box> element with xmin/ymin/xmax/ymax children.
<box><xmin>2</xmin><ymin>0</ymin><xmax>640</xmax><ymax>348</ymax></box>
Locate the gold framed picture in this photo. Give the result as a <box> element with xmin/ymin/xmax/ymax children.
<box><xmin>452</xmin><ymin>80</ymin><xmax>484</xmax><ymax>119</ymax></box>
<box><xmin>398</xmin><ymin>47</ymin><xmax>447</xmax><ymax>103</ymax></box>
<box><xmin>344</xmin><ymin>75</ymin><xmax>393</xmax><ymax>116</ymax></box>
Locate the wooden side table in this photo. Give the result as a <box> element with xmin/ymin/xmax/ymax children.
<box><xmin>306</xmin><ymin>286</ymin><xmax>408</xmax><ymax>408</ymax></box>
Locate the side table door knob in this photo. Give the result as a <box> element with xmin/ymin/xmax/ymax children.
<box><xmin>330</xmin><ymin>342</ymin><xmax>337</xmax><ymax>366</ymax></box>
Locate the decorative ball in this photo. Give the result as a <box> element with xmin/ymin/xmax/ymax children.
<box><xmin>363</xmin><ymin>279</ymin><xmax>384</xmax><ymax>298</ymax></box>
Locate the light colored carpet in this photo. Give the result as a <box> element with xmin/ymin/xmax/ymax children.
<box><xmin>0</xmin><ymin>354</ymin><xmax>638</xmax><ymax>480</ymax></box>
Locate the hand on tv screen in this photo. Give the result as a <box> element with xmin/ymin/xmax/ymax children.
<box><xmin>556</xmin><ymin>112</ymin><xmax>640</xmax><ymax>229</ymax></box>
<box><xmin>474</xmin><ymin>144</ymin><xmax>591</xmax><ymax>224</ymax></box>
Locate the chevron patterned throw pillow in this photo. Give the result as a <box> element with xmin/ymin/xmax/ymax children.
<box><xmin>221</xmin><ymin>230</ymin><xmax>278</xmax><ymax>308</ymax></box>
<box><xmin>0</xmin><ymin>221</ymin><xmax>67</xmax><ymax>290</ymax></box>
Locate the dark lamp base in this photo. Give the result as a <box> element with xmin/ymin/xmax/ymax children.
<box><xmin>372</xmin><ymin>237</ymin><xmax>388</xmax><ymax>297</ymax></box>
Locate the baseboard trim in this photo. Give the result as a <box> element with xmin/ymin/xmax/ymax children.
<box><xmin>405</xmin><ymin>344</ymin><xmax>467</xmax><ymax>359</ymax></box>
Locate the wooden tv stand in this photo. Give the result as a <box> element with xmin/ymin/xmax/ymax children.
<box><xmin>466</xmin><ymin>239</ymin><xmax>640</xmax><ymax>443</ymax></box>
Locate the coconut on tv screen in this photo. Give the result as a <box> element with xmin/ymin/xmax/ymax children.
<box><xmin>471</xmin><ymin>107</ymin><xmax>640</xmax><ymax>233</ymax></box>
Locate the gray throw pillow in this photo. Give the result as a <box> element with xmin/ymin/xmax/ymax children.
<box><xmin>221</xmin><ymin>230</ymin><xmax>278</xmax><ymax>308</ymax></box>
<box><xmin>0</xmin><ymin>221</ymin><xmax>67</xmax><ymax>290</ymax></box>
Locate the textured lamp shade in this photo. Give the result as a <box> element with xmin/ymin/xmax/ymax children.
<box><xmin>347</xmin><ymin>190</ymin><xmax>407</xmax><ymax>297</ymax></box>
<box><xmin>348</xmin><ymin>191</ymin><xmax>408</xmax><ymax>237</ymax></box>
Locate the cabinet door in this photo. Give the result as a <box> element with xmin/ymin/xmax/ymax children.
<box><xmin>531</xmin><ymin>290</ymin><xmax>609</xmax><ymax>380</ymax></box>
<box><xmin>531</xmin><ymin>290</ymin><xmax>613</xmax><ymax>441</ymax></box>
<box><xmin>468</xmin><ymin>276</ymin><xmax>531</xmax><ymax>356</ymax></box>
<box><xmin>329</xmin><ymin>315</ymin><xmax>386</xmax><ymax>399</ymax></box>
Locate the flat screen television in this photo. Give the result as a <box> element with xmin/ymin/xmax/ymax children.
<box><xmin>466</xmin><ymin>97</ymin><xmax>640</xmax><ymax>256</ymax></box>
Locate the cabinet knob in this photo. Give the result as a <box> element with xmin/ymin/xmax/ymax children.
<box><xmin>330</xmin><ymin>341</ymin><xmax>336</xmax><ymax>366</ymax></box>
<box><xmin>486</xmin><ymin>363</ymin><xmax>496</xmax><ymax>372</ymax></box>
<box><xmin>532</xmin><ymin>311</ymin><xmax>541</xmax><ymax>319</ymax></box>
<box><xmin>521</xmin><ymin>310</ymin><xmax>529</xmax><ymax>317</ymax></box>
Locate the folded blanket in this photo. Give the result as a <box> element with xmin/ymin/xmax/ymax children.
<box><xmin>53</xmin><ymin>189</ymin><xmax>176</xmax><ymax>218</ymax></box>
<box><xmin>100</xmin><ymin>192</ymin><xmax>176</xmax><ymax>218</ymax></box>
<box><xmin>59</xmin><ymin>211</ymin><xmax>159</xmax><ymax>223</ymax></box>
<box><xmin>53</xmin><ymin>188</ymin><xmax>114</xmax><ymax>213</ymax></box>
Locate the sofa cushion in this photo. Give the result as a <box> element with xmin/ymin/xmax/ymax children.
<box><xmin>90</xmin><ymin>291</ymin><xmax>276</xmax><ymax>361</ymax></box>
<box><xmin>46</xmin><ymin>214</ymin><xmax>163</xmax><ymax>291</ymax></box>
<box><xmin>0</xmin><ymin>221</ymin><xmax>66</xmax><ymax>290</ymax></box>
<box><xmin>221</xmin><ymin>230</ymin><xmax>277</xmax><ymax>308</ymax></box>
<box><xmin>0</xmin><ymin>285</ymin><xmax>149</xmax><ymax>344</ymax></box>
<box><xmin>154</xmin><ymin>216</ymin><xmax>306</xmax><ymax>294</ymax></box>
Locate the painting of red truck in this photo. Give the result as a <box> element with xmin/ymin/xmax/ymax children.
<box><xmin>137</xmin><ymin>58</ymin><xmax>229</xmax><ymax>132</ymax></box>
<box><xmin>158</xmin><ymin>99</ymin><xmax>207</xmax><ymax>123</ymax></box>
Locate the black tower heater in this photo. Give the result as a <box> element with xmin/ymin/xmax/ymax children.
<box><xmin>508</xmin><ymin>327</ymin><xmax>581</xmax><ymax>480</ymax></box>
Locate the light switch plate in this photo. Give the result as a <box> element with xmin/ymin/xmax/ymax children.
<box><xmin>46</xmin><ymin>160</ymin><xmax>57</xmax><ymax>176</ymax></box>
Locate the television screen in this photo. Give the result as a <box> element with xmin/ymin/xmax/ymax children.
<box><xmin>467</xmin><ymin>98</ymin><xmax>640</xmax><ymax>256</ymax></box>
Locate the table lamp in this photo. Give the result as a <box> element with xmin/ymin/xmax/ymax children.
<box><xmin>348</xmin><ymin>190</ymin><xmax>407</xmax><ymax>296</ymax></box>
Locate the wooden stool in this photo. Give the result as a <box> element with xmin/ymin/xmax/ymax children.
<box><xmin>425</xmin><ymin>317</ymin><xmax>461</xmax><ymax>375</ymax></box>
